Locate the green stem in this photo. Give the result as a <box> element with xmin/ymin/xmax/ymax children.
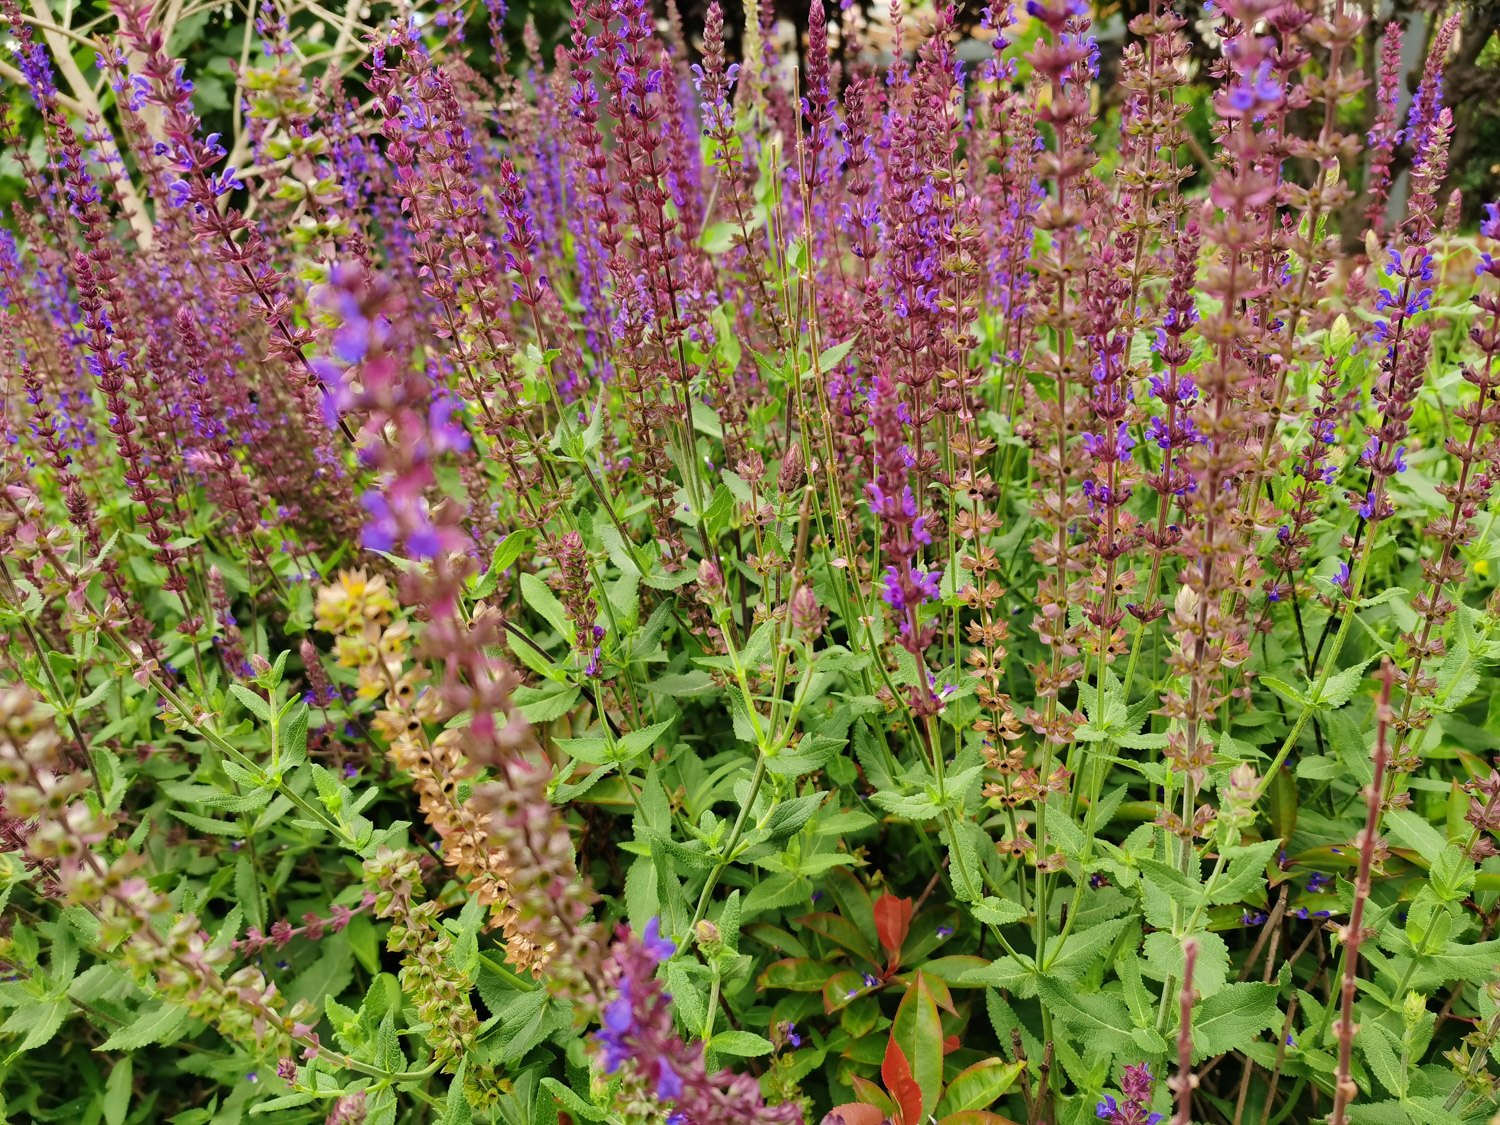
<box><xmin>1253</xmin><ymin>539</ymin><xmax>1376</xmax><ymax>802</ymax></box>
<box><xmin>683</xmin><ymin>751</ymin><xmax>769</xmax><ymax>944</ymax></box>
<box><xmin>477</xmin><ymin>952</ymin><xmax>537</xmax><ymax>992</ymax></box>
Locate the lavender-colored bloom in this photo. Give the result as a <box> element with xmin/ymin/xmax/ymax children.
<box><xmin>642</xmin><ymin>917</ymin><xmax>675</xmax><ymax>961</ymax></box>
<box><xmin>591</xmin><ymin>921</ymin><xmax>798</xmax><ymax>1123</ymax></box>
<box><xmin>1097</xmin><ymin>1063</ymin><xmax>1163</xmax><ymax>1124</ymax></box>
<box><xmin>1333</xmin><ymin>562</ymin><xmax>1352</xmax><ymax>597</ymax></box>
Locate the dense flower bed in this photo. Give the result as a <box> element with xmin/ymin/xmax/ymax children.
<box><xmin>0</xmin><ymin>0</ymin><xmax>1498</xmax><ymax>1122</ymax></box>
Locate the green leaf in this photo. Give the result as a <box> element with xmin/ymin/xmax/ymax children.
<box><xmin>619</xmin><ymin>719</ymin><xmax>674</xmax><ymax>758</ymax></box>
<box><xmin>757</xmin><ymin>959</ymin><xmax>834</xmax><ymax>991</ymax></box>
<box><xmin>100</xmin><ymin>1000</ymin><xmax>187</xmax><ymax>1050</ymax></box>
<box><xmin>1144</xmin><ymin>931</ymin><xmax>1229</xmax><ymax>1001</ymax></box>
<box><xmin>1358</xmin><ymin>1023</ymin><xmax>1406</xmax><ymax>1098</ymax></box>
<box><xmin>708</xmin><ymin>1030</ymin><xmax>775</xmax><ymax>1057</ymax></box>
<box><xmin>554</xmin><ymin>763</ymin><xmax>616</xmax><ymax>801</ymax></box>
<box><xmin>250</xmin><ymin>1094</ymin><xmax>316</xmax><ymax>1115</ymax></box>
<box><xmin>228</xmin><ymin>684</ymin><xmax>272</xmax><ymax>722</ymax></box>
<box><xmin>805</xmin><ymin>337</ymin><xmax>856</xmax><ymax>377</ymax></box>
<box><xmin>512</xmin><ymin>684</ymin><xmax>579</xmax><ymax>723</ymax></box>
<box><xmin>0</xmin><ymin>999</ymin><xmax>67</xmax><ymax>1052</ymax></box>
<box><xmin>869</xmin><ymin>789</ymin><xmax>943</xmax><ymax>821</ymax></box>
<box><xmin>933</xmin><ymin>1058</ymin><xmax>1025</xmax><ymax>1117</ymax></box>
<box><xmin>644</xmin><ymin>563</ymin><xmax>698</xmax><ymax>591</ymax></box>
<box><xmin>167</xmin><ymin>809</ymin><xmax>243</xmax><ymax>837</ymax></box>
<box><xmin>1314</xmin><ymin>659</ymin><xmax>1374</xmax><ymax>710</ymax></box>
<box><xmin>287</xmin><ymin>936</ymin><xmax>354</xmax><ymax>1013</ymax></box>
<box><xmin>699</xmin><ymin>222</ymin><xmax>737</xmax><ymax>255</ymax></box>
<box><xmin>763</xmin><ymin>792</ymin><xmax>827</xmax><ymax>841</ymax></box>
<box><xmin>1428</xmin><ymin>845</ymin><xmax>1476</xmax><ymax>901</ymax></box>
<box><xmin>853</xmin><ymin>721</ymin><xmax>897</xmax><ymax>792</ymax></box>
<box><xmin>645</xmin><ymin>670</ymin><xmax>716</xmax><ymax>696</ymax></box>
<box><xmin>1209</xmin><ymin>839</ymin><xmax>1280</xmax><ymax>905</ymax></box>
<box><xmin>1190</xmin><ymin>981</ymin><xmax>1280</xmax><ymax>1059</ymax></box>
<box><xmin>103</xmin><ymin>1056</ymin><xmax>132</xmax><ymax>1125</ymax></box>
<box><xmin>824</xmin><ymin>867</ymin><xmax>879</xmax><ymax>952</ymax></box>
<box><xmin>960</xmin><ymin>955</ymin><xmax>1035</xmax><ymax>994</ymax></box>
<box><xmin>540</xmin><ymin>1078</ymin><xmax>605</xmax><ymax>1122</ymax></box>
<box><xmin>1386</xmin><ymin>809</ymin><xmax>1449</xmax><ymax>860</ymax></box>
<box><xmin>692</xmin><ymin>401</ymin><xmax>725</xmax><ymax>441</ymax></box>
<box><xmin>767</xmin><ymin>734</ymin><xmax>845</xmax><ymax>778</ymax></box>
<box><xmin>377</xmin><ymin>1008</ymin><xmax>405</xmax><ymax>1072</ymax></box>
<box><xmin>521</xmin><ymin>572</ymin><xmax>575</xmax><ymax>645</ymax></box>
<box><xmin>1048</xmin><ymin>917</ymin><xmax>1131</xmax><ymax>982</ymax></box>
<box><xmin>444</xmin><ymin>1060</ymin><xmax>474</xmax><ymax>1125</ymax></box>
<box><xmin>1138</xmin><ymin>857</ymin><xmax>1205</xmax><ymax>910</ymax></box>
<box><xmin>1435</xmin><ymin>604</ymin><xmax>1486</xmax><ymax>712</ymax></box>
<box><xmin>282</xmin><ymin>704</ymin><xmax>309</xmax><ymax>770</ymax></box>
<box><xmin>493</xmin><ymin>529</ymin><xmax>531</xmax><ymax>573</ymax></box>
<box><xmin>473</xmin><ymin>531</ymin><xmax>531</xmax><ymax>596</ymax></box>
<box><xmin>599</xmin><ymin>525</ymin><xmax>641</xmax><ymax>577</ymax></box>
<box><xmin>796</xmin><ymin>913</ymin><xmax>881</xmax><ymax>968</ymax></box>
<box><xmin>347</xmin><ymin>914</ymin><xmax>380</xmax><ymax>975</ymax></box>
<box><xmin>1259</xmin><ymin>675</ymin><xmax>1307</xmax><ymax>707</ymax></box>
<box><xmin>552</xmin><ymin>736</ymin><xmax>612</xmax><ymax>765</ymax></box>
<box><xmin>814</xmin><ymin>809</ymin><xmax>877</xmax><ymax>837</ymax></box>
<box><xmin>1035</xmin><ymin>975</ymin><xmax>1133</xmax><ymax>1044</ymax></box>
<box><xmin>917</xmin><ymin>955</ymin><xmax>992</xmax><ymax>986</ymax></box>
<box><xmin>972</xmin><ymin>896</ymin><xmax>1026</xmax><ymax>927</ymax></box>
<box><xmin>231</xmin><ymin>857</ymin><xmax>261</xmax><ymax>934</ymax></box>
<box><xmin>1120</xmin><ymin>953</ymin><xmax>1155</xmax><ymax>1027</ymax></box>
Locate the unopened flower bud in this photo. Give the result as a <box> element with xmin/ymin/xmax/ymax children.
<box><xmin>697</xmin><ymin>558</ymin><xmax>724</xmax><ymax>603</ymax></box>
<box><xmin>1443</xmin><ymin>188</ymin><xmax>1462</xmax><ymax>236</ymax></box>
<box><xmin>1403</xmin><ymin>990</ymin><xmax>1427</xmax><ymax>1031</ymax></box>
<box><xmin>790</xmin><ymin>585</ymin><xmax>825</xmax><ymax>638</ymax></box>
<box><xmin>1220</xmin><ymin>762</ymin><xmax>1259</xmax><ymax>834</ymax></box>
<box><xmin>696</xmin><ymin>919</ymin><xmax>721</xmax><ymax>953</ymax></box>
<box><xmin>249</xmin><ymin>653</ymin><xmax>273</xmax><ymax>676</ymax></box>
<box><xmin>1174</xmin><ymin>585</ymin><xmax>1199</xmax><ymax>622</ymax></box>
<box><xmin>778</xmin><ymin>442</ymin><xmax>805</xmax><ymax>494</ymax></box>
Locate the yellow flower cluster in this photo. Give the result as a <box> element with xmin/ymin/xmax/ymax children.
<box><xmin>315</xmin><ymin>570</ymin><xmax>547</xmax><ymax>974</ymax></box>
<box><xmin>314</xmin><ymin>570</ymin><xmax>415</xmax><ymax>700</ymax></box>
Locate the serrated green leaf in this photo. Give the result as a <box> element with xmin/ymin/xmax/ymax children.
<box><xmin>709</xmin><ymin>1030</ymin><xmax>775</xmax><ymax>1056</ymax></box>
<box><xmin>0</xmin><ymin>999</ymin><xmax>67</xmax><ymax>1052</ymax></box>
<box><xmin>521</xmin><ymin>572</ymin><xmax>575</xmax><ymax>645</ymax></box>
<box><xmin>540</xmin><ymin>1077</ymin><xmax>605</xmax><ymax>1122</ymax></box>
<box><xmin>100</xmin><ymin>1000</ymin><xmax>186</xmax><ymax>1050</ymax></box>
<box><xmin>228</xmin><ymin>684</ymin><xmax>272</xmax><ymax>722</ymax></box>
<box><xmin>1190</xmin><ymin>981</ymin><xmax>1279</xmax><ymax>1059</ymax></box>
<box><xmin>1035</xmin><ymin>975</ymin><xmax>1133</xmax><ymax>1046</ymax></box>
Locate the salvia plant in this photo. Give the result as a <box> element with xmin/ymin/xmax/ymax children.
<box><xmin>0</xmin><ymin>0</ymin><xmax>1497</xmax><ymax>1122</ymax></box>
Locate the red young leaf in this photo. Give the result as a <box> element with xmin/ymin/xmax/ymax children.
<box><xmin>873</xmin><ymin>893</ymin><xmax>914</xmax><ymax>967</ymax></box>
<box><xmin>943</xmin><ymin>1034</ymin><xmax>961</xmax><ymax>1054</ymax></box>
<box><xmin>882</xmin><ymin>1036</ymin><xmax>925</xmax><ymax>1125</ymax></box>
<box><xmin>892</xmin><ymin>971</ymin><xmax>946</xmax><ymax>1118</ymax></box>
